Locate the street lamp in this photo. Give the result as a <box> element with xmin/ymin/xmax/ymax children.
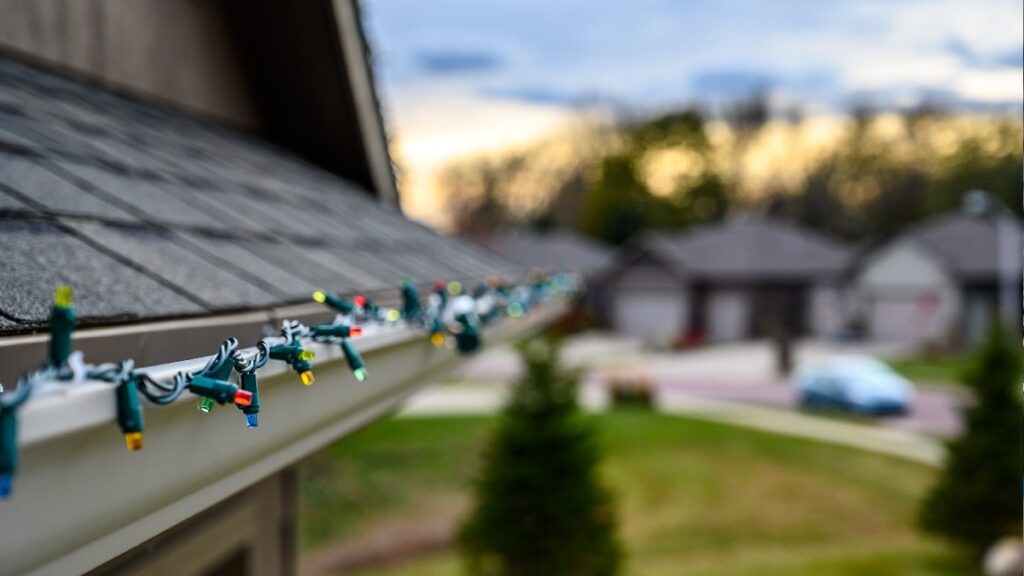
<box><xmin>963</xmin><ymin>190</ymin><xmax>1021</xmax><ymax>333</ymax></box>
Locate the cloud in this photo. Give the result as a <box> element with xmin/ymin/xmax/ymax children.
<box><xmin>478</xmin><ymin>86</ymin><xmax>618</xmax><ymax>107</ymax></box>
<box><xmin>945</xmin><ymin>39</ymin><xmax>1024</xmax><ymax>69</ymax></box>
<box><xmin>995</xmin><ymin>46</ymin><xmax>1024</xmax><ymax>68</ymax></box>
<box><xmin>414</xmin><ymin>50</ymin><xmax>504</xmax><ymax>75</ymax></box>
<box><xmin>689</xmin><ymin>70</ymin><xmax>775</xmax><ymax>95</ymax></box>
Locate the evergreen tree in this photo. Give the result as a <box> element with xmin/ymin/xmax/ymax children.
<box><xmin>459</xmin><ymin>338</ymin><xmax>622</xmax><ymax>576</ymax></box>
<box><xmin>919</xmin><ymin>322</ymin><xmax>1023</xmax><ymax>556</ymax></box>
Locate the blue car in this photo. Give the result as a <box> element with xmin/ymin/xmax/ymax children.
<box><xmin>794</xmin><ymin>356</ymin><xmax>915</xmax><ymax>416</ymax></box>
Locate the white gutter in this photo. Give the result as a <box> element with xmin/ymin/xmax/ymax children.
<box><xmin>0</xmin><ymin>301</ymin><xmax>565</xmax><ymax>576</ymax></box>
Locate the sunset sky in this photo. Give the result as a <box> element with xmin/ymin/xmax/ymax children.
<box><xmin>359</xmin><ymin>0</ymin><xmax>1024</xmax><ymax>227</ymax></box>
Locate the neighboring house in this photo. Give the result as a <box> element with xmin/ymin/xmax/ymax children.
<box><xmin>0</xmin><ymin>4</ymin><xmax>551</xmax><ymax>575</ymax></box>
<box><xmin>604</xmin><ymin>217</ymin><xmax>852</xmax><ymax>343</ymax></box>
<box><xmin>472</xmin><ymin>230</ymin><xmax>613</xmax><ymax>278</ymax></box>
<box><xmin>851</xmin><ymin>212</ymin><xmax>1022</xmax><ymax>349</ymax></box>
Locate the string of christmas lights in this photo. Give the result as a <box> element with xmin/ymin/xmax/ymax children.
<box><xmin>0</xmin><ymin>273</ymin><xmax>578</xmax><ymax>498</ymax></box>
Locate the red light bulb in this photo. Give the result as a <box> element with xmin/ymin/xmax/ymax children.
<box><xmin>233</xmin><ymin>389</ymin><xmax>254</xmax><ymax>407</ymax></box>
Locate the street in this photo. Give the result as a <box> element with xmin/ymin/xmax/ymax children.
<box><xmin>437</xmin><ymin>334</ymin><xmax>967</xmax><ymax>438</ymax></box>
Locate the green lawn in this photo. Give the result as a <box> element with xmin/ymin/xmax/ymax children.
<box><xmin>300</xmin><ymin>413</ymin><xmax>973</xmax><ymax>576</ymax></box>
<box><xmin>887</xmin><ymin>355</ymin><xmax>971</xmax><ymax>387</ymax></box>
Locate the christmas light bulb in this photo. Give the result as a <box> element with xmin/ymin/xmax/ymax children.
<box><xmin>386</xmin><ymin>308</ymin><xmax>401</xmax><ymax>322</ymax></box>
<box><xmin>312</xmin><ymin>290</ymin><xmax>354</xmax><ymax>314</ymax></box>
<box><xmin>239</xmin><ymin>372</ymin><xmax>260</xmax><ymax>428</ymax></box>
<box><xmin>124</xmin><ymin>432</ymin><xmax>144</xmax><ymax>452</ymax></box>
<box><xmin>454</xmin><ymin>313</ymin><xmax>482</xmax><ymax>354</ymax></box>
<box><xmin>313</xmin><ymin>324</ymin><xmax>359</xmax><ymax>339</ymax></box>
<box><xmin>401</xmin><ymin>280</ymin><xmax>422</xmax><ymax>320</ymax></box>
<box><xmin>115</xmin><ymin>377</ymin><xmax>144</xmax><ymax>451</ymax></box>
<box><xmin>190</xmin><ymin>376</ymin><xmax>249</xmax><ymax>407</ymax></box>
<box><xmin>354</xmin><ymin>294</ymin><xmax>367</xmax><ymax>307</ymax></box>
<box><xmin>447</xmin><ymin>280</ymin><xmax>462</xmax><ymax>296</ymax></box>
<box><xmin>54</xmin><ymin>285</ymin><xmax>73</xmax><ymax>308</ymax></box>
<box><xmin>270</xmin><ymin>344</ymin><xmax>316</xmax><ymax>383</ymax></box>
<box><xmin>233</xmin><ymin>389</ymin><xmax>253</xmax><ymax>406</ymax></box>
<box><xmin>0</xmin><ymin>408</ymin><xmax>16</xmax><ymax>498</ymax></box>
<box><xmin>430</xmin><ymin>332</ymin><xmax>445</xmax><ymax>347</ymax></box>
<box><xmin>49</xmin><ymin>284</ymin><xmax>76</xmax><ymax>367</ymax></box>
<box><xmin>341</xmin><ymin>339</ymin><xmax>366</xmax><ymax>381</ymax></box>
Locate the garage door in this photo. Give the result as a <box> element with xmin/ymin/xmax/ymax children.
<box><xmin>868</xmin><ymin>290</ymin><xmax>953</xmax><ymax>344</ymax></box>
<box><xmin>868</xmin><ymin>298</ymin><xmax>919</xmax><ymax>342</ymax></box>
<box><xmin>708</xmin><ymin>290</ymin><xmax>749</xmax><ymax>341</ymax></box>
<box><xmin>613</xmin><ymin>289</ymin><xmax>687</xmax><ymax>343</ymax></box>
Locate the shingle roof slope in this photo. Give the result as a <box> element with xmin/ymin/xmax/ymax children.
<box><xmin>477</xmin><ymin>230</ymin><xmax>613</xmax><ymax>275</ymax></box>
<box><xmin>905</xmin><ymin>212</ymin><xmax>1022</xmax><ymax>281</ymax></box>
<box><xmin>647</xmin><ymin>217</ymin><xmax>852</xmax><ymax>280</ymax></box>
<box><xmin>0</xmin><ymin>56</ymin><xmax>511</xmax><ymax>334</ymax></box>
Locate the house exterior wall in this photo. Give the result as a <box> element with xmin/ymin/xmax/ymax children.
<box><xmin>810</xmin><ymin>283</ymin><xmax>845</xmax><ymax>338</ymax></box>
<box><xmin>853</xmin><ymin>240</ymin><xmax>962</xmax><ymax>347</ymax></box>
<box><xmin>706</xmin><ymin>289</ymin><xmax>749</xmax><ymax>341</ymax></box>
<box><xmin>0</xmin><ymin>0</ymin><xmax>260</xmax><ymax>127</ymax></box>
<box><xmin>612</xmin><ymin>265</ymin><xmax>687</xmax><ymax>343</ymax></box>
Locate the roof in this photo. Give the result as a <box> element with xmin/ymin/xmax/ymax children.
<box><xmin>643</xmin><ymin>216</ymin><xmax>852</xmax><ymax>281</ymax></box>
<box><xmin>0</xmin><ymin>55</ymin><xmax>511</xmax><ymax>335</ymax></box>
<box><xmin>474</xmin><ymin>230</ymin><xmax>613</xmax><ymax>275</ymax></box>
<box><xmin>900</xmin><ymin>212</ymin><xmax>1022</xmax><ymax>282</ymax></box>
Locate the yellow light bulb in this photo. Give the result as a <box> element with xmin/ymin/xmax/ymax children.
<box><xmin>124</xmin><ymin>432</ymin><xmax>143</xmax><ymax>452</ymax></box>
<box><xmin>298</xmin><ymin>350</ymin><xmax>315</xmax><ymax>361</ymax></box>
<box><xmin>300</xmin><ymin>371</ymin><xmax>315</xmax><ymax>386</ymax></box>
<box><xmin>312</xmin><ymin>291</ymin><xmax>327</xmax><ymax>303</ymax></box>
<box><xmin>386</xmin><ymin>308</ymin><xmax>401</xmax><ymax>322</ymax></box>
<box><xmin>54</xmin><ymin>285</ymin><xmax>73</xmax><ymax>308</ymax></box>
<box><xmin>447</xmin><ymin>281</ymin><xmax>462</xmax><ymax>296</ymax></box>
<box><xmin>430</xmin><ymin>332</ymin><xmax>445</xmax><ymax>347</ymax></box>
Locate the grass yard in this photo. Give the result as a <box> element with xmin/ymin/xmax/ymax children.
<box><xmin>300</xmin><ymin>412</ymin><xmax>972</xmax><ymax>576</ymax></box>
<box><xmin>887</xmin><ymin>355</ymin><xmax>971</xmax><ymax>387</ymax></box>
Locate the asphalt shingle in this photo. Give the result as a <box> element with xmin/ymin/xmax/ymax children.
<box><xmin>0</xmin><ymin>55</ymin><xmax>521</xmax><ymax>333</ymax></box>
<box><xmin>907</xmin><ymin>213</ymin><xmax>1022</xmax><ymax>281</ymax></box>
<box><xmin>0</xmin><ymin>218</ymin><xmax>204</xmax><ymax>324</ymax></box>
<box><xmin>477</xmin><ymin>231</ymin><xmax>612</xmax><ymax>275</ymax></box>
<box><xmin>649</xmin><ymin>217</ymin><xmax>851</xmax><ymax>281</ymax></box>
<box><xmin>67</xmin><ymin>221</ymin><xmax>281</xmax><ymax>310</ymax></box>
<box><xmin>0</xmin><ymin>186</ymin><xmax>32</xmax><ymax>212</ymax></box>
<box><xmin>173</xmin><ymin>232</ymin><xmax>320</xmax><ymax>300</ymax></box>
<box><xmin>0</xmin><ymin>153</ymin><xmax>139</xmax><ymax>222</ymax></box>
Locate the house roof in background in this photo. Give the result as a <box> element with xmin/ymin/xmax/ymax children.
<box><xmin>474</xmin><ymin>230</ymin><xmax>612</xmax><ymax>275</ymax></box>
<box><xmin>645</xmin><ymin>216</ymin><xmax>852</xmax><ymax>281</ymax></box>
<box><xmin>0</xmin><ymin>55</ymin><xmax>512</xmax><ymax>335</ymax></box>
<box><xmin>902</xmin><ymin>212</ymin><xmax>1022</xmax><ymax>282</ymax></box>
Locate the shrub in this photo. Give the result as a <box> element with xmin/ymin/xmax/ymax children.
<box><xmin>918</xmin><ymin>322</ymin><xmax>1023</xmax><ymax>557</ymax></box>
<box><xmin>608</xmin><ymin>373</ymin><xmax>655</xmax><ymax>409</ymax></box>
<box><xmin>459</xmin><ymin>337</ymin><xmax>622</xmax><ymax>575</ymax></box>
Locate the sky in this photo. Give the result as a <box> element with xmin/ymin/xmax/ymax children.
<box><xmin>359</xmin><ymin>0</ymin><xmax>1024</xmax><ymax>226</ymax></box>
